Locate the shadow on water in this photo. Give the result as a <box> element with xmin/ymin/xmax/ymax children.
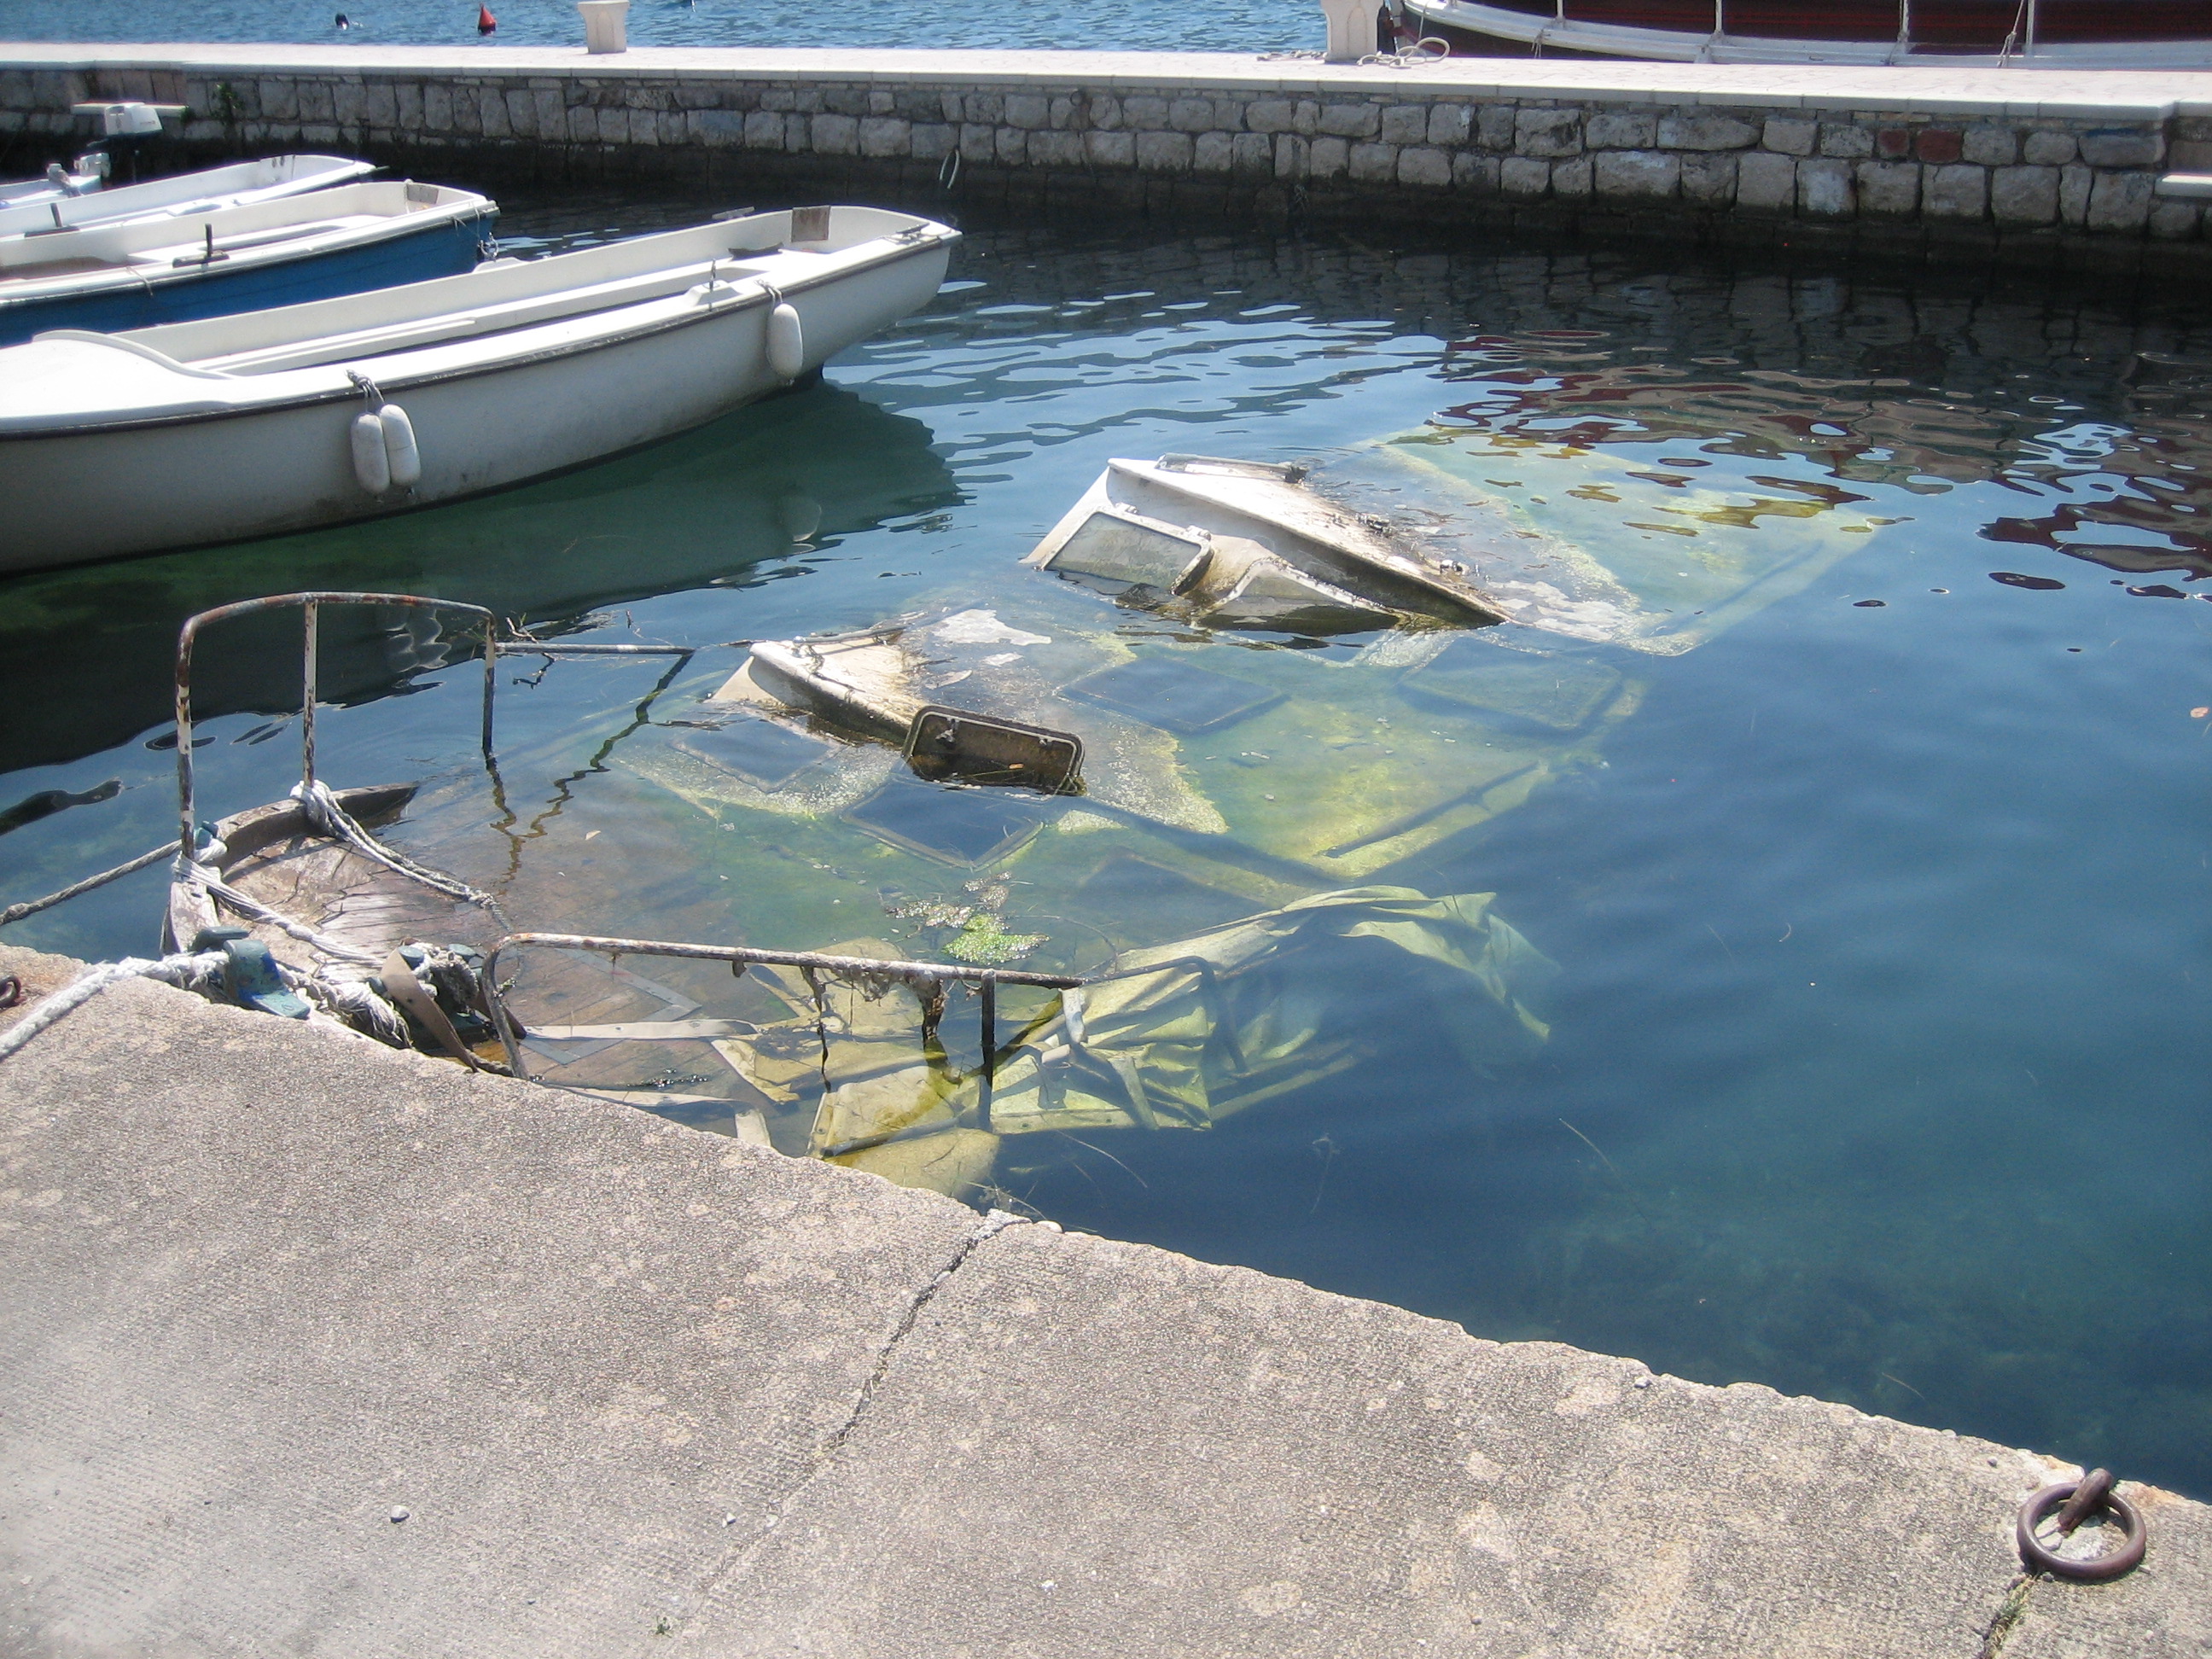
<box><xmin>4</xmin><ymin>200</ymin><xmax>2209</xmax><ymax>1498</ymax></box>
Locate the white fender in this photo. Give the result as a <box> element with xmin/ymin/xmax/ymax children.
<box><xmin>766</xmin><ymin>301</ymin><xmax>805</xmax><ymax>381</ymax></box>
<box><xmin>350</xmin><ymin>411</ymin><xmax>391</xmax><ymax>494</ymax></box>
<box><xmin>378</xmin><ymin>404</ymin><xmax>422</xmax><ymax>489</ymax></box>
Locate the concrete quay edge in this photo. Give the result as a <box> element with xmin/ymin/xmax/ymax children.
<box><xmin>0</xmin><ymin>940</ymin><xmax>2203</xmax><ymax>1656</ymax></box>
<box><xmin>2</xmin><ymin>42</ymin><xmax>2209</xmax><ymax>121</ymax></box>
<box><xmin>9</xmin><ymin>44</ymin><xmax>2208</xmax><ymax>271</ymax></box>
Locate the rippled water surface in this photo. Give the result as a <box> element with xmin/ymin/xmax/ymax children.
<box><xmin>0</xmin><ymin>0</ymin><xmax>1313</xmax><ymax>52</ymax></box>
<box><xmin>3</xmin><ymin>192</ymin><xmax>2209</xmax><ymax>1497</ymax></box>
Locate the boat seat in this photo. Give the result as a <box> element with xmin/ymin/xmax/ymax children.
<box><xmin>196</xmin><ymin>259</ymin><xmax>771</xmax><ymax>375</ymax></box>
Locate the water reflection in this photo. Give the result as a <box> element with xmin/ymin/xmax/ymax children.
<box><xmin>0</xmin><ymin>384</ymin><xmax>955</xmax><ymax>773</ymax></box>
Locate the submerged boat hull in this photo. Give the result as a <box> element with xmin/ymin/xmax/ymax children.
<box><xmin>0</xmin><ymin>235</ymin><xmax>950</xmax><ymax>569</ymax></box>
<box><xmin>0</xmin><ymin>212</ymin><xmax>490</xmax><ymax>346</ymax></box>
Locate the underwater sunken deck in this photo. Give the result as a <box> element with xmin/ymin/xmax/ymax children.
<box><xmin>6</xmin><ymin>45</ymin><xmax>2212</xmax><ymax>268</ymax></box>
<box><xmin>0</xmin><ymin>939</ymin><xmax>2207</xmax><ymax>1656</ymax></box>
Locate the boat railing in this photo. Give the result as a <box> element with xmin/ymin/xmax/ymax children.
<box><xmin>173</xmin><ymin>591</ymin><xmax>504</xmax><ymax>858</ymax></box>
<box><xmin>482</xmin><ymin>933</ymin><xmax>1086</xmax><ymax>1126</ymax></box>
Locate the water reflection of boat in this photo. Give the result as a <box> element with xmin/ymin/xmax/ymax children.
<box><xmin>0</xmin><ymin>205</ymin><xmax>957</xmax><ymax>571</ymax></box>
<box><xmin>0</xmin><ymin>384</ymin><xmax>958</xmax><ymax>776</ymax></box>
<box><xmin>0</xmin><ymin>180</ymin><xmax>495</xmax><ymax>347</ymax></box>
<box><xmin>1393</xmin><ymin>0</ymin><xmax>2212</xmax><ymax>67</ymax></box>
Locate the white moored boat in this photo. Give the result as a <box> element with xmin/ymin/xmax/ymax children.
<box><xmin>0</xmin><ymin>205</ymin><xmax>958</xmax><ymax>572</ymax></box>
<box><xmin>0</xmin><ymin>181</ymin><xmax>496</xmax><ymax>346</ymax></box>
<box><xmin>0</xmin><ymin>154</ymin><xmax>376</xmax><ymax>240</ymax></box>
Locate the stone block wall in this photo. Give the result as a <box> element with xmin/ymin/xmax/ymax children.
<box><xmin>2</xmin><ymin>55</ymin><xmax>2204</xmax><ymax>267</ymax></box>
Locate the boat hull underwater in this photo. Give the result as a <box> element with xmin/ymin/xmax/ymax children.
<box><xmin>47</xmin><ymin>415</ymin><xmax>1888</xmax><ymax>1206</ymax></box>
<box><xmin>0</xmin><ymin>206</ymin><xmax>956</xmax><ymax>571</ymax></box>
<box><xmin>0</xmin><ymin>181</ymin><xmax>495</xmax><ymax>346</ymax></box>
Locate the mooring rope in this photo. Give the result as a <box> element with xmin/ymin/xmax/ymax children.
<box><xmin>295</xmin><ymin>780</ymin><xmax>507</xmax><ymax>920</ymax></box>
<box><xmin>0</xmin><ymin>950</ymin><xmax>226</xmax><ymax>1063</ymax></box>
<box><xmin>0</xmin><ymin>840</ymin><xmax>180</xmax><ymax>928</ymax></box>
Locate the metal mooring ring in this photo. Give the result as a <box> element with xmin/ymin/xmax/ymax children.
<box><xmin>0</xmin><ymin>975</ymin><xmax>20</xmax><ymax>1010</ymax></box>
<box><xmin>2017</xmin><ymin>1470</ymin><xmax>2147</xmax><ymax>1581</ymax></box>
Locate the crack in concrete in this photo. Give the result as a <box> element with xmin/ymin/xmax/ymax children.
<box><xmin>678</xmin><ymin>1208</ymin><xmax>1033</xmax><ymax>1633</ymax></box>
<box><xmin>1976</xmin><ymin>1573</ymin><xmax>2036</xmax><ymax>1659</ymax></box>
<box><xmin>821</xmin><ymin>1208</ymin><xmax>1030</xmax><ymax>1460</ymax></box>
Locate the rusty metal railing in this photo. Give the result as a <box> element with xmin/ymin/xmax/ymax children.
<box><xmin>174</xmin><ymin>592</ymin><xmax>501</xmax><ymax>858</ymax></box>
<box><xmin>483</xmin><ymin>931</ymin><xmax>1086</xmax><ymax>1123</ymax></box>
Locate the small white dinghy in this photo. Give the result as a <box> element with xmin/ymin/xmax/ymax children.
<box><xmin>0</xmin><ymin>154</ymin><xmax>376</xmax><ymax>240</ymax></box>
<box><xmin>0</xmin><ymin>180</ymin><xmax>496</xmax><ymax>345</ymax></box>
<box><xmin>0</xmin><ymin>205</ymin><xmax>957</xmax><ymax>571</ymax></box>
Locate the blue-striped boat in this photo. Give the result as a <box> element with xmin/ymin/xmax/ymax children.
<box><xmin>0</xmin><ymin>180</ymin><xmax>494</xmax><ymax>346</ymax></box>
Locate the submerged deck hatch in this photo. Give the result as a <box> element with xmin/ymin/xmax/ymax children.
<box><xmin>904</xmin><ymin>705</ymin><xmax>1085</xmax><ymax>795</ymax></box>
<box><xmin>1061</xmin><ymin>656</ymin><xmax>1284</xmax><ymax>735</ymax></box>
<box><xmin>1039</xmin><ymin>509</ymin><xmax>1212</xmax><ymax>594</ymax></box>
<box><xmin>1400</xmin><ymin>639</ymin><xmax>1625</xmax><ymax>732</ymax></box>
<box><xmin>671</xmin><ymin>715</ymin><xmax>832</xmax><ymax>788</ymax></box>
<box><xmin>843</xmin><ymin>774</ymin><xmax>1048</xmax><ymax>865</ymax></box>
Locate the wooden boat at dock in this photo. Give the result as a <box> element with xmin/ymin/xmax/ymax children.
<box><xmin>1392</xmin><ymin>0</ymin><xmax>2212</xmax><ymax>66</ymax></box>
<box><xmin>0</xmin><ymin>154</ymin><xmax>375</xmax><ymax>240</ymax></box>
<box><xmin>0</xmin><ymin>180</ymin><xmax>494</xmax><ymax>346</ymax></box>
<box><xmin>0</xmin><ymin>205</ymin><xmax>958</xmax><ymax>573</ymax></box>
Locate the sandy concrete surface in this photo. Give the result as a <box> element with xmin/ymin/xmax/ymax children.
<box><xmin>0</xmin><ymin>943</ymin><xmax>2200</xmax><ymax>1656</ymax></box>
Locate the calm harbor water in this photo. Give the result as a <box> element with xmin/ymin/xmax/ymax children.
<box><xmin>0</xmin><ymin>0</ymin><xmax>1313</xmax><ymax>52</ymax></box>
<box><xmin>3</xmin><ymin>192</ymin><xmax>2209</xmax><ymax>1499</ymax></box>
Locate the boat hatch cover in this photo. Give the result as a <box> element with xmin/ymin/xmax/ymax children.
<box><xmin>1062</xmin><ymin>657</ymin><xmax>1284</xmax><ymax>735</ymax></box>
<box><xmin>842</xmin><ymin>772</ymin><xmax>1051</xmax><ymax>866</ymax></box>
<box><xmin>905</xmin><ymin>706</ymin><xmax>1085</xmax><ymax>795</ymax></box>
<box><xmin>1400</xmin><ymin>637</ymin><xmax>1625</xmax><ymax>732</ymax></box>
<box><xmin>671</xmin><ymin>715</ymin><xmax>832</xmax><ymax>789</ymax></box>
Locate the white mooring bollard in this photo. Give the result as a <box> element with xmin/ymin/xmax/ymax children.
<box><xmin>577</xmin><ymin>0</ymin><xmax>630</xmax><ymax>54</ymax></box>
<box><xmin>1320</xmin><ymin>0</ymin><xmax>1380</xmax><ymax>61</ymax></box>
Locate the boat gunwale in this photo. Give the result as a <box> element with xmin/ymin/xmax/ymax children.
<box><xmin>0</xmin><ymin>192</ymin><xmax>496</xmax><ymax>312</ymax></box>
<box><xmin>1403</xmin><ymin>0</ymin><xmax>2212</xmax><ymax>63</ymax></box>
<box><xmin>0</xmin><ymin>155</ymin><xmax>379</xmax><ymax>242</ymax></box>
<box><xmin>0</xmin><ymin>232</ymin><xmax>952</xmax><ymax>440</ymax></box>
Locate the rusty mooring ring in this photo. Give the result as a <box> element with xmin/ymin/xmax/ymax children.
<box><xmin>0</xmin><ymin>975</ymin><xmax>20</xmax><ymax>1010</ymax></box>
<box><xmin>2017</xmin><ymin>1470</ymin><xmax>2146</xmax><ymax>1581</ymax></box>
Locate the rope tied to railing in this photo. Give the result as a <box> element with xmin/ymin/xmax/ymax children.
<box><xmin>0</xmin><ymin>839</ymin><xmax>180</xmax><ymax>928</ymax></box>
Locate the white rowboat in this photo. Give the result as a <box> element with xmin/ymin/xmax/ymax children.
<box><xmin>0</xmin><ymin>205</ymin><xmax>958</xmax><ymax>572</ymax></box>
<box><xmin>0</xmin><ymin>154</ymin><xmax>376</xmax><ymax>241</ymax></box>
<box><xmin>0</xmin><ymin>181</ymin><xmax>496</xmax><ymax>345</ymax></box>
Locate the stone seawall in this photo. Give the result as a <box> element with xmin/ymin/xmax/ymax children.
<box><xmin>5</xmin><ymin>46</ymin><xmax>2212</xmax><ymax>270</ymax></box>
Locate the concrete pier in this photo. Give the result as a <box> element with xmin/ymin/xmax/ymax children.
<box><xmin>1</xmin><ymin>940</ymin><xmax>2204</xmax><ymax>1656</ymax></box>
<box><xmin>4</xmin><ymin>46</ymin><xmax>2212</xmax><ymax>270</ymax></box>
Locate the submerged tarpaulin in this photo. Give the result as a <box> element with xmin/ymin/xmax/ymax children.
<box><xmin>712</xmin><ymin>886</ymin><xmax>1553</xmax><ymax>1198</ymax></box>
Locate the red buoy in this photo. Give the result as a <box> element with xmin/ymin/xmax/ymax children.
<box><xmin>477</xmin><ymin>4</ymin><xmax>497</xmax><ymax>31</ymax></box>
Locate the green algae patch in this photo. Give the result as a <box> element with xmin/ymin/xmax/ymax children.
<box><xmin>945</xmin><ymin>911</ymin><xmax>1048</xmax><ymax>965</ymax></box>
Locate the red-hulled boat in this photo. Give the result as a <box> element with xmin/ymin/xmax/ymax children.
<box><xmin>1388</xmin><ymin>0</ymin><xmax>2212</xmax><ymax>67</ymax></box>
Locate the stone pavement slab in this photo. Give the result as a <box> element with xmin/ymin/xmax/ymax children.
<box><xmin>0</xmin><ymin>947</ymin><xmax>2203</xmax><ymax>1656</ymax></box>
<box><xmin>3</xmin><ymin>43</ymin><xmax>2209</xmax><ymax>120</ymax></box>
<box><xmin>701</xmin><ymin>1221</ymin><xmax>2104</xmax><ymax>1657</ymax></box>
<box><xmin>0</xmin><ymin>950</ymin><xmax>981</xmax><ymax>1658</ymax></box>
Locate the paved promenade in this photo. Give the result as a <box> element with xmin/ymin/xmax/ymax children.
<box><xmin>4</xmin><ymin>43</ymin><xmax>2211</xmax><ymax>114</ymax></box>
<box><xmin>5</xmin><ymin>49</ymin><xmax>2212</xmax><ymax>266</ymax></box>
<box><xmin>0</xmin><ymin>940</ymin><xmax>2203</xmax><ymax>1656</ymax></box>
